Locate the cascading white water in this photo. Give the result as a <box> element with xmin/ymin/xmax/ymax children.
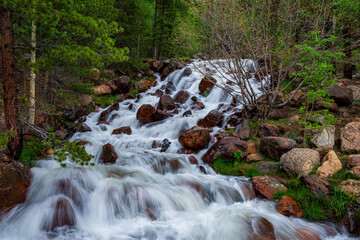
<box><xmin>0</xmin><ymin>60</ymin><xmax>354</xmax><ymax>240</ymax></box>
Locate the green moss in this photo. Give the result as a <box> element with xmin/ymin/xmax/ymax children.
<box><xmin>224</xmin><ymin>128</ymin><xmax>235</xmax><ymax>134</ymax></box>
<box><xmin>213</xmin><ymin>158</ymin><xmax>244</xmax><ymax>176</ymax></box>
<box><xmin>243</xmin><ymin>167</ymin><xmax>260</xmax><ymax>177</ymax></box>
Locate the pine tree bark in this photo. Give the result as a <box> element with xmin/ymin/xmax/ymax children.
<box><xmin>0</xmin><ymin>8</ymin><xmax>21</xmax><ymax>158</ymax></box>
<box><xmin>152</xmin><ymin>0</ymin><xmax>158</xmax><ymax>58</ymax></box>
<box><xmin>29</xmin><ymin>19</ymin><xmax>36</xmax><ymax>124</ymax></box>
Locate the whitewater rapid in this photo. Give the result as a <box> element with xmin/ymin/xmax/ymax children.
<box><xmin>0</xmin><ymin>60</ymin><xmax>354</xmax><ymax>239</ymax></box>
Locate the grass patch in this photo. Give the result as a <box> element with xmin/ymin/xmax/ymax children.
<box><xmin>94</xmin><ymin>95</ymin><xmax>119</xmax><ymax>108</ymax></box>
<box><xmin>212</xmin><ymin>158</ymin><xmax>263</xmax><ymax>177</ymax></box>
<box><xmin>274</xmin><ymin>175</ymin><xmax>358</xmax><ymax>221</ymax></box>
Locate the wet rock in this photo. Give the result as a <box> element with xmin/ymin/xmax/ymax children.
<box><xmin>153</xmin><ymin>110</ymin><xmax>173</xmax><ymax>121</ymax></box>
<box><xmin>199</xmin><ymin>75</ymin><xmax>216</xmax><ymax>93</ymax></box>
<box><xmin>188</xmin><ymin>156</ymin><xmax>198</xmax><ymax>165</ymax></box>
<box><xmin>303</xmin><ymin>175</ymin><xmax>332</xmax><ymax>197</ymax></box>
<box><xmin>199</xmin><ymin>165</ymin><xmax>207</xmax><ymax>174</ymax></box>
<box><xmin>258</xmin><ymin>124</ymin><xmax>280</xmax><ymax>138</ymax></box>
<box><xmin>252</xmin><ymin>175</ymin><xmax>287</xmax><ymax>200</ymax></box>
<box><xmin>168</xmin><ymin>159</ymin><xmax>181</xmax><ymax>172</ymax></box>
<box><xmin>183</xmin><ymin>110</ymin><xmax>192</xmax><ymax>117</ymax></box>
<box><xmin>192</xmin><ymin>102</ymin><xmax>205</xmax><ymax>110</ymax></box>
<box><xmin>183</xmin><ymin>67</ymin><xmax>192</xmax><ymax>76</ymax></box>
<box><xmin>202</xmin><ymin>137</ymin><xmax>248</xmax><ymax>165</ymax></box>
<box><xmin>97</xmin><ymin>121</ymin><xmax>110</xmax><ymax>126</ymax></box>
<box><xmin>197</xmin><ymin>110</ymin><xmax>223</xmax><ymax>128</ymax></box>
<box><xmin>235</xmin><ymin>120</ymin><xmax>250</xmax><ymax>140</ymax></box>
<box><xmin>295</xmin><ymin>228</ymin><xmax>320</xmax><ymax>240</ymax></box>
<box><xmin>178</xmin><ymin>127</ymin><xmax>211</xmax><ymax>150</ymax></box>
<box><xmin>268</xmin><ymin>109</ymin><xmax>288</xmax><ymax>119</ymax></box>
<box><xmin>260</xmin><ymin>137</ymin><xmax>297</xmax><ymax>159</ymax></box>
<box><xmin>325</xmin><ymin>85</ymin><xmax>353</xmax><ymax>105</ymax></box>
<box><xmin>114</xmin><ymin>76</ymin><xmax>132</xmax><ymax>93</ymax></box>
<box><xmin>98</xmin><ymin>102</ymin><xmax>120</xmax><ymax>122</ymax></box>
<box><xmin>91</xmin><ymin>84</ymin><xmax>112</xmax><ymax>95</ymax></box>
<box><xmin>310</xmin><ymin>126</ymin><xmax>335</xmax><ymax>149</ymax></box>
<box><xmin>45</xmin><ymin>197</ymin><xmax>75</xmax><ymax>231</ymax></box>
<box><xmin>275</xmin><ymin>195</ymin><xmax>303</xmax><ymax>218</ymax></box>
<box><xmin>78</xmin><ymin>123</ymin><xmax>91</xmax><ymax>132</ymax></box>
<box><xmin>340</xmin><ymin>180</ymin><xmax>360</xmax><ymax>203</ymax></box>
<box><xmin>157</xmin><ymin>94</ymin><xmax>175</xmax><ymax>111</ymax></box>
<box><xmin>154</xmin><ymin>89</ymin><xmax>164</xmax><ymax>97</ymax></box>
<box><xmin>146</xmin><ymin>208</ymin><xmax>157</xmax><ymax>221</ymax></box>
<box><xmin>101</xmin><ymin>144</ymin><xmax>118</xmax><ymax>164</ymax></box>
<box><xmin>177</xmin><ymin>148</ymin><xmax>195</xmax><ymax>154</ymax></box>
<box><xmin>136</xmin><ymin>104</ymin><xmax>156</xmax><ymax>124</ymax></box>
<box><xmin>160</xmin><ymin>139</ymin><xmax>171</xmax><ymax>152</ymax></box>
<box><xmin>257</xmin><ymin>162</ymin><xmax>280</xmax><ymax>173</ymax></box>
<box><xmin>161</xmin><ymin>60</ymin><xmax>179</xmax><ymax>80</ymax></box>
<box><xmin>112</xmin><ymin>126</ymin><xmax>132</xmax><ymax>135</ymax></box>
<box><xmin>341</xmin><ymin>122</ymin><xmax>360</xmax><ymax>153</ymax></box>
<box><xmin>174</xmin><ymin>90</ymin><xmax>190</xmax><ymax>104</ymax></box>
<box><xmin>76</xmin><ymin>141</ymin><xmax>90</xmax><ymax>146</ymax></box>
<box><xmin>165</xmin><ymin>82</ymin><xmax>176</xmax><ymax>94</ymax></box>
<box><xmin>249</xmin><ymin>217</ymin><xmax>275</xmax><ymax>240</ymax></box>
<box><xmin>246</xmin><ymin>153</ymin><xmax>264</xmax><ymax>162</ymax></box>
<box><xmin>340</xmin><ymin>206</ymin><xmax>358</xmax><ymax>234</ymax></box>
<box><xmin>280</xmin><ymin>148</ymin><xmax>320</xmax><ymax>177</ymax></box>
<box><xmin>55</xmin><ymin>178</ymin><xmax>82</xmax><ymax>207</ymax></box>
<box><xmin>347</xmin><ymin>155</ymin><xmax>360</xmax><ymax>168</ymax></box>
<box><xmin>316</xmin><ymin>150</ymin><xmax>342</xmax><ymax>177</ymax></box>
<box><xmin>0</xmin><ymin>161</ymin><xmax>32</xmax><ymax>213</ymax></box>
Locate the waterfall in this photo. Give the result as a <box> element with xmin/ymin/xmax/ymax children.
<box><xmin>0</xmin><ymin>60</ymin><xmax>353</xmax><ymax>240</ymax></box>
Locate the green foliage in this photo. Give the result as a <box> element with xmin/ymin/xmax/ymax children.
<box><xmin>54</xmin><ymin>141</ymin><xmax>94</xmax><ymax>167</ymax></box>
<box><xmin>295</xmin><ymin>32</ymin><xmax>343</xmax><ymax>144</ymax></box>
<box><xmin>0</xmin><ymin>130</ymin><xmax>17</xmax><ymax>150</ymax></box>
<box><xmin>94</xmin><ymin>95</ymin><xmax>119</xmax><ymax>108</ymax></box>
<box><xmin>249</xmin><ymin>121</ymin><xmax>259</xmax><ymax>130</ymax></box>
<box><xmin>224</xmin><ymin>128</ymin><xmax>235</xmax><ymax>134</ymax></box>
<box><xmin>233</xmin><ymin>151</ymin><xmax>243</xmax><ymax>160</ymax></box>
<box><xmin>213</xmin><ymin>158</ymin><xmax>243</xmax><ymax>176</ymax></box>
<box><xmin>243</xmin><ymin>167</ymin><xmax>260</xmax><ymax>178</ymax></box>
<box><xmin>129</xmin><ymin>89</ymin><xmax>140</xmax><ymax>95</ymax></box>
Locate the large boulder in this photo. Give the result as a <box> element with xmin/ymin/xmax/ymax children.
<box><xmin>157</xmin><ymin>94</ymin><xmax>175</xmax><ymax>111</ymax></box>
<box><xmin>174</xmin><ymin>90</ymin><xmax>190</xmax><ymax>104</ymax></box>
<box><xmin>280</xmin><ymin>148</ymin><xmax>320</xmax><ymax>177</ymax></box>
<box><xmin>316</xmin><ymin>150</ymin><xmax>342</xmax><ymax>177</ymax></box>
<box><xmin>341</xmin><ymin>122</ymin><xmax>360</xmax><ymax>153</ymax></box>
<box><xmin>43</xmin><ymin>197</ymin><xmax>75</xmax><ymax>231</ymax></box>
<box><xmin>303</xmin><ymin>175</ymin><xmax>331</xmax><ymax>197</ymax></box>
<box><xmin>161</xmin><ymin>60</ymin><xmax>180</xmax><ymax>80</ymax></box>
<box><xmin>202</xmin><ymin>137</ymin><xmax>248</xmax><ymax>165</ymax></box>
<box><xmin>258</xmin><ymin>124</ymin><xmax>280</xmax><ymax>138</ymax></box>
<box><xmin>136</xmin><ymin>104</ymin><xmax>156</xmax><ymax>124</ymax></box>
<box><xmin>178</xmin><ymin>127</ymin><xmax>211</xmax><ymax>150</ymax></box>
<box><xmin>0</xmin><ymin>161</ymin><xmax>32</xmax><ymax>213</ymax></box>
<box><xmin>235</xmin><ymin>120</ymin><xmax>250</xmax><ymax>140</ymax></box>
<box><xmin>249</xmin><ymin>217</ymin><xmax>275</xmax><ymax>240</ymax></box>
<box><xmin>252</xmin><ymin>175</ymin><xmax>287</xmax><ymax>200</ymax></box>
<box><xmin>275</xmin><ymin>195</ymin><xmax>303</xmax><ymax>218</ymax></box>
<box><xmin>325</xmin><ymin>85</ymin><xmax>353</xmax><ymax>105</ymax></box>
<box><xmin>310</xmin><ymin>126</ymin><xmax>335</xmax><ymax>149</ymax></box>
<box><xmin>199</xmin><ymin>75</ymin><xmax>216</xmax><ymax>93</ymax></box>
<box><xmin>260</xmin><ymin>137</ymin><xmax>297</xmax><ymax>159</ymax></box>
<box><xmin>134</xmin><ymin>79</ymin><xmax>155</xmax><ymax>92</ymax></box>
<box><xmin>114</xmin><ymin>76</ymin><xmax>132</xmax><ymax>93</ymax></box>
<box><xmin>197</xmin><ymin>110</ymin><xmax>223</xmax><ymax>128</ymax></box>
<box><xmin>100</xmin><ymin>144</ymin><xmax>118</xmax><ymax>164</ymax></box>
<box><xmin>340</xmin><ymin>179</ymin><xmax>360</xmax><ymax>203</ymax></box>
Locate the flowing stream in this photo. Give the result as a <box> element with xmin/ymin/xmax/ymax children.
<box><xmin>0</xmin><ymin>60</ymin><xmax>355</xmax><ymax>239</ymax></box>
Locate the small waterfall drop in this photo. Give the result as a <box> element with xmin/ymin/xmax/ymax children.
<box><xmin>0</xmin><ymin>60</ymin><xmax>354</xmax><ymax>240</ymax></box>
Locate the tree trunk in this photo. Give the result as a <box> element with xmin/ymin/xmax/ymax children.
<box><xmin>0</xmin><ymin>8</ymin><xmax>21</xmax><ymax>159</ymax></box>
<box><xmin>29</xmin><ymin>19</ymin><xmax>36</xmax><ymax>124</ymax></box>
<box><xmin>156</xmin><ymin>1</ymin><xmax>165</xmax><ymax>59</ymax></box>
<box><xmin>152</xmin><ymin>0</ymin><xmax>158</xmax><ymax>58</ymax></box>
<box><xmin>343</xmin><ymin>25</ymin><xmax>353</xmax><ymax>80</ymax></box>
